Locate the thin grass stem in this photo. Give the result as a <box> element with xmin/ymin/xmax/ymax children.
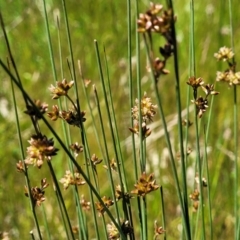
<box><xmin>142</xmin><ymin>33</ymin><xmax>189</xmax><ymax>240</ymax></box>
<box><xmin>93</xmin><ymin>84</ymin><xmax>121</xmax><ymax>223</ymax></box>
<box><xmin>167</xmin><ymin>1</ymin><xmax>191</xmax><ymax>237</ymax></box>
<box><xmin>228</xmin><ymin>0</ymin><xmax>239</xmax><ymax>238</ymax></box>
<box><xmin>160</xmin><ymin>187</ymin><xmax>167</xmax><ymax>240</ymax></box>
<box><xmin>9</xmin><ymin>62</ymin><xmax>42</xmax><ymax>240</ymax></box>
<box><xmin>41</xmin><ymin>204</ymin><xmax>51</xmax><ymax>240</ymax></box>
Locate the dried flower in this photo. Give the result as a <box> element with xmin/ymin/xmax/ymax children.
<box><xmin>103</xmin><ymin>158</ymin><xmax>118</xmax><ymax>172</ymax></box>
<box><xmin>216</xmin><ymin>70</ymin><xmax>240</xmax><ymax>86</ymax></box>
<box><xmin>90</xmin><ymin>154</ymin><xmax>103</xmax><ymax>166</ymax></box>
<box><xmin>129</xmin><ymin>121</ymin><xmax>152</xmax><ymax>138</ymax></box>
<box><xmin>70</xmin><ymin>142</ymin><xmax>83</xmax><ymax>157</ymax></box>
<box><xmin>47</xmin><ymin>105</ymin><xmax>59</xmax><ymax>121</ymax></box>
<box><xmin>107</xmin><ymin>219</ymin><xmax>133</xmax><ymax>240</ymax></box>
<box><xmin>137</xmin><ymin>3</ymin><xmax>174</xmax><ymax>35</ymax></box>
<box><xmin>49</xmin><ymin>79</ymin><xmax>74</xmax><ymax>99</ymax></box>
<box><xmin>182</xmin><ymin>119</ymin><xmax>193</xmax><ymax>127</ymax></box>
<box><xmin>189</xmin><ymin>189</ymin><xmax>199</xmax><ymax>211</ymax></box>
<box><xmin>201</xmin><ymin>84</ymin><xmax>219</xmax><ymax>96</ymax></box>
<box><xmin>152</xmin><ymin>58</ymin><xmax>170</xmax><ymax>79</ymax></box>
<box><xmin>24</xmin><ymin>100</ymin><xmax>48</xmax><ymax>120</ymax></box>
<box><xmin>191</xmin><ymin>97</ymin><xmax>208</xmax><ymax>118</ymax></box>
<box><xmin>132</xmin><ymin>92</ymin><xmax>157</xmax><ymax>122</ymax></box>
<box><xmin>25</xmin><ymin>178</ymin><xmax>49</xmax><ymax>207</ymax></box>
<box><xmin>96</xmin><ymin>196</ymin><xmax>114</xmax><ymax>215</ymax></box>
<box><xmin>24</xmin><ymin>134</ymin><xmax>58</xmax><ymax>168</ymax></box>
<box><xmin>187</xmin><ymin>77</ymin><xmax>204</xmax><ymax>90</ymax></box>
<box><xmin>60</xmin><ymin>109</ymin><xmax>86</xmax><ymax>127</ymax></box>
<box><xmin>59</xmin><ymin>170</ymin><xmax>85</xmax><ymax>190</ymax></box>
<box><xmin>16</xmin><ymin>160</ymin><xmax>26</xmax><ymax>173</ymax></box>
<box><xmin>80</xmin><ymin>195</ymin><xmax>91</xmax><ymax>211</ymax></box>
<box><xmin>214</xmin><ymin>47</ymin><xmax>234</xmax><ymax>61</ymax></box>
<box><xmin>154</xmin><ymin>220</ymin><xmax>166</xmax><ymax>238</ymax></box>
<box><xmin>107</xmin><ymin>222</ymin><xmax>120</xmax><ymax>240</ymax></box>
<box><xmin>131</xmin><ymin>172</ymin><xmax>159</xmax><ymax>197</ymax></box>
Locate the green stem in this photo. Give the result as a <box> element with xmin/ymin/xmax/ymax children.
<box><xmin>168</xmin><ymin>1</ymin><xmax>191</xmax><ymax>237</ymax></box>
<box><xmin>228</xmin><ymin>0</ymin><xmax>238</xmax><ymax>237</ymax></box>
<box><xmin>160</xmin><ymin>187</ymin><xmax>167</xmax><ymax>240</ymax></box>
<box><xmin>41</xmin><ymin>204</ymin><xmax>51</xmax><ymax>240</ymax></box>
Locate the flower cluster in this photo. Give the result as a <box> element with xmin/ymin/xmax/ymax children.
<box><xmin>48</xmin><ymin>105</ymin><xmax>86</xmax><ymax>128</ymax></box>
<box><xmin>24</xmin><ymin>178</ymin><xmax>49</xmax><ymax>207</ymax></box>
<box><xmin>214</xmin><ymin>47</ymin><xmax>240</xmax><ymax>86</ymax></box>
<box><xmin>48</xmin><ymin>79</ymin><xmax>86</xmax><ymax>127</ymax></box>
<box><xmin>59</xmin><ymin>170</ymin><xmax>86</xmax><ymax>190</ymax></box>
<box><xmin>189</xmin><ymin>174</ymin><xmax>207</xmax><ymax>211</ymax></box>
<box><xmin>115</xmin><ymin>185</ymin><xmax>132</xmax><ymax>202</ymax></box>
<box><xmin>80</xmin><ymin>195</ymin><xmax>91</xmax><ymax>211</ymax></box>
<box><xmin>49</xmin><ymin>79</ymin><xmax>74</xmax><ymax>99</ymax></box>
<box><xmin>129</xmin><ymin>92</ymin><xmax>157</xmax><ymax>139</ymax></box>
<box><xmin>214</xmin><ymin>46</ymin><xmax>234</xmax><ymax>62</ymax></box>
<box><xmin>70</xmin><ymin>142</ymin><xmax>83</xmax><ymax>157</ymax></box>
<box><xmin>154</xmin><ymin>220</ymin><xmax>166</xmax><ymax>239</ymax></box>
<box><xmin>131</xmin><ymin>172</ymin><xmax>159</xmax><ymax>197</ymax></box>
<box><xmin>95</xmin><ymin>196</ymin><xmax>114</xmax><ymax>215</ymax></box>
<box><xmin>137</xmin><ymin>2</ymin><xmax>175</xmax><ymax>81</ymax></box>
<box><xmin>24</xmin><ymin>99</ymin><xmax>48</xmax><ymax>120</ymax></box>
<box><xmin>107</xmin><ymin>220</ymin><xmax>133</xmax><ymax>240</ymax></box>
<box><xmin>24</xmin><ymin>134</ymin><xmax>59</xmax><ymax>168</ymax></box>
<box><xmin>137</xmin><ymin>2</ymin><xmax>173</xmax><ymax>36</ymax></box>
<box><xmin>187</xmin><ymin>77</ymin><xmax>219</xmax><ymax>118</ymax></box>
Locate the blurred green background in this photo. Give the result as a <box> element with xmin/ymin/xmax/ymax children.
<box><xmin>0</xmin><ymin>0</ymin><xmax>240</xmax><ymax>239</ymax></box>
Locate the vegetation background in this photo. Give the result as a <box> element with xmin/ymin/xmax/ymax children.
<box><xmin>0</xmin><ymin>0</ymin><xmax>240</xmax><ymax>239</ymax></box>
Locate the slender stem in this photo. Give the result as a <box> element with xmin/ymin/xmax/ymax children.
<box><xmin>47</xmin><ymin>161</ymin><xmax>75</xmax><ymax>240</ymax></box>
<box><xmin>193</xmin><ymin>115</ymin><xmax>205</xmax><ymax>239</ymax></box>
<box><xmin>41</xmin><ymin>204</ymin><xmax>51</xmax><ymax>240</ymax></box>
<box><xmin>93</xmin><ymin>84</ymin><xmax>121</xmax><ymax>226</ymax></box>
<box><xmin>228</xmin><ymin>0</ymin><xmax>238</xmax><ymax>238</ymax></box>
<box><xmin>168</xmin><ymin>1</ymin><xmax>191</xmax><ymax>237</ymax></box>
<box><xmin>42</xmin><ymin>0</ymin><xmax>57</xmax><ymax>81</ymax></box>
<box><xmin>160</xmin><ymin>187</ymin><xmax>167</xmax><ymax>240</ymax></box>
<box><xmin>8</xmin><ymin>60</ymin><xmax>42</xmax><ymax>240</ymax></box>
<box><xmin>203</xmin><ymin>126</ymin><xmax>213</xmax><ymax>240</ymax></box>
<box><xmin>142</xmin><ymin>34</ymin><xmax>188</xmax><ymax>240</ymax></box>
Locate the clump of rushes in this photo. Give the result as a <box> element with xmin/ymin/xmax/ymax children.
<box><xmin>137</xmin><ymin>2</ymin><xmax>176</xmax><ymax>81</ymax></box>
<box><xmin>187</xmin><ymin>77</ymin><xmax>219</xmax><ymax>118</ymax></box>
<box><xmin>24</xmin><ymin>178</ymin><xmax>49</xmax><ymax>207</ymax></box>
<box><xmin>48</xmin><ymin>79</ymin><xmax>86</xmax><ymax>127</ymax></box>
<box><xmin>129</xmin><ymin>92</ymin><xmax>157</xmax><ymax>139</ymax></box>
<box><xmin>214</xmin><ymin>47</ymin><xmax>240</xmax><ymax>86</ymax></box>
<box><xmin>131</xmin><ymin>172</ymin><xmax>159</xmax><ymax>197</ymax></box>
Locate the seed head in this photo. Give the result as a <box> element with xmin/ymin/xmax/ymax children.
<box><xmin>214</xmin><ymin>47</ymin><xmax>234</xmax><ymax>61</ymax></box>
<box><xmin>95</xmin><ymin>196</ymin><xmax>114</xmax><ymax>215</ymax></box>
<box><xmin>24</xmin><ymin>134</ymin><xmax>58</xmax><ymax>168</ymax></box>
<box><xmin>24</xmin><ymin>178</ymin><xmax>49</xmax><ymax>207</ymax></box>
<box><xmin>49</xmin><ymin>79</ymin><xmax>74</xmax><ymax>99</ymax></box>
<box><xmin>59</xmin><ymin>170</ymin><xmax>85</xmax><ymax>190</ymax></box>
<box><xmin>131</xmin><ymin>172</ymin><xmax>159</xmax><ymax>197</ymax></box>
<box><xmin>24</xmin><ymin>100</ymin><xmax>48</xmax><ymax>120</ymax></box>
